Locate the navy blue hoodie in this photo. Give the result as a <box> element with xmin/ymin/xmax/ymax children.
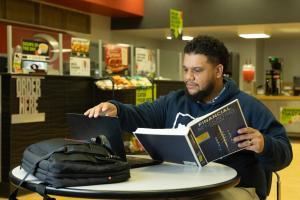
<box><xmin>110</xmin><ymin>78</ymin><xmax>292</xmax><ymax>199</ymax></box>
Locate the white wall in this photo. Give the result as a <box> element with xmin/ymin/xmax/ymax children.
<box><xmin>110</xmin><ymin>32</ymin><xmax>160</xmax><ymax>49</ymax></box>
<box><xmin>255</xmin><ymin>40</ymin><xmax>265</xmax><ymax>86</ymax></box>
<box><xmin>264</xmin><ymin>38</ymin><xmax>300</xmax><ymax>83</ymax></box>
<box><xmin>158</xmin><ymin>39</ymin><xmax>186</xmax><ymax>52</ymax></box>
<box><xmin>68</xmin><ymin>14</ymin><xmax>111</xmax><ymax>41</ymax></box>
<box><xmin>224</xmin><ymin>39</ymin><xmax>259</xmax><ymax>88</ymax></box>
<box><xmin>154</xmin><ymin>40</ymin><xmax>184</xmax><ymax>80</ymax></box>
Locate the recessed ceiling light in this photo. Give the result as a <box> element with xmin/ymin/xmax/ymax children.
<box><xmin>116</xmin><ymin>43</ymin><xmax>130</xmax><ymax>47</ymax></box>
<box><xmin>182</xmin><ymin>36</ymin><xmax>194</xmax><ymax>41</ymax></box>
<box><xmin>51</xmin><ymin>49</ymin><xmax>72</xmax><ymax>53</ymax></box>
<box><xmin>166</xmin><ymin>35</ymin><xmax>193</xmax><ymax>41</ymax></box>
<box><xmin>238</xmin><ymin>33</ymin><xmax>270</xmax><ymax>39</ymax></box>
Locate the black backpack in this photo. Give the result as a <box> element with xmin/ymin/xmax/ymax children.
<box><xmin>10</xmin><ymin>138</ymin><xmax>130</xmax><ymax>200</ymax></box>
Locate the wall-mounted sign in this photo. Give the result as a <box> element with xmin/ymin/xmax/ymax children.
<box><xmin>104</xmin><ymin>44</ymin><xmax>129</xmax><ymax>75</ymax></box>
<box><xmin>136</xmin><ymin>87</ymin><xmax>153</xmax><ymax>105</ymax></box>
<box><xmin>21</xmin><ymin>39</ymin><xmax>49</xmax><ymax>62</ymax></box>
<box><xmin>70</xmin><ymin>57</ymin><xmax>90</xmax><ymax>76</ymax></box>
<box><xmin>135</xmin><ymin>86</ymin><xmax>157</xmax><ymax>105</ymax></box>
<box><xmin>135</xmin><ymin>48</ymin><xmax>156</xmax><ymax>76</ymax></box>
<box><xmin>11</xmin><ymin>76</ymin><xmax>45</xmax><ymax>124</ymax></box>
<box><xmin>71</xmin><ymin>37</ymin><xmax>90</xmax><ymax>57</ymax></box>
<box><xmin>170</xmin><ymin>9</ymin><xmax>183</xmax><ymax>39</ymax></box>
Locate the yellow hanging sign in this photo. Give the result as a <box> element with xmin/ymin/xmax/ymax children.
<box><xmin>170</xmin><ymin>9</ymin><xmax>183</xmax><ymax>39</ymax></box>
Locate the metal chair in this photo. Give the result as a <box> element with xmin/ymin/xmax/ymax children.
<box><xmin>266</xmin><ymin>171</ymin><xmax>281</xmax><ymax>200</ymax></box>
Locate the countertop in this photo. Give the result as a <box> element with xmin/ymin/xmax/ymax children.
<box><xmin>254</xmin><ymin>95</ymin><xmax>300</xmax><ymax>101</ymax></box>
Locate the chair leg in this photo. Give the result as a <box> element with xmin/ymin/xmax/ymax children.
<box><xmin>274</xmin><ymin>172</ymin><xmax>281</xmax><ymax>200</ymax></box>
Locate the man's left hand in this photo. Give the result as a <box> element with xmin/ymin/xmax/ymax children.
<box><xmin>233</xmin><ymin>127</ymin><xmax>265</xmax><ymax>153</ymax></box>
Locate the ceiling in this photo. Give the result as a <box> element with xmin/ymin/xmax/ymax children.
<box><xmin>111</xmin><ymin>23</ymin><xmax>300</xmax><ymax>40</ymax></box>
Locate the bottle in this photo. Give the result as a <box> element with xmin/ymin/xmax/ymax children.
<box><xmin>13</xmin><ymin>45</ymin><xmax>23</xmax><ymax>73</ymax></box>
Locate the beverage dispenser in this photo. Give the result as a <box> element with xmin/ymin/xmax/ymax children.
<box><xmin>242</xmin><ymin>63</ymin><xmax>255</xmax><ymax>94</ymax></box>
<box><xmin>265</xmin><ymin>57</ymin><xmax>282</xmax><ymax>95</ymax></box>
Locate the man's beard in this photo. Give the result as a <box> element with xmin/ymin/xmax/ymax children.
<box><xmin>185</xmin><ymin>80</ymin><xmax>215</xmax><ymax>102</ymax></box>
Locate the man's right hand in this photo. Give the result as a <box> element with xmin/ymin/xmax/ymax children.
<box><xmin>84</xmin><ymin>102</ymin><xmax>117</xmax><ymax>118</ymax></box>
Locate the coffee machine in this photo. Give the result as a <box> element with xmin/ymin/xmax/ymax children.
<box><xmin>294</xmin><ymin>76</ymin><xmax>300</xmax><ymax>96</ymax></box>
<box><xmin>265</xmin><ymin>57</ymin><xmax>282</xmax><ymax>95</ymax></box>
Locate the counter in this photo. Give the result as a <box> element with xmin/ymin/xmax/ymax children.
<box><xmin>255</xmin><ymin>95</ymin><xmax>300</xmax><ymax>101</ymax></box>
<box><xmin>254</xmin><ymin>95</ymin><xmax>300</xmax><ymax>138</ymax></box>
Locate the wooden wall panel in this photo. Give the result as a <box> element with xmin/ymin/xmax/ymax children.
<box><xmin>65</xmin><ymin>10</ymin><xmax>90</xmax><ymax>33</ymax></box>
<box><xmin>6</xmin><ymin>0</ymin><xmax>37</xmax><ymax>24</ymax></box>
<box><xmin>0</xmin><ymin>0</ymin><xmax>5</xmax><ymax>19</ymax></box>
<box><xmin>40</xmin><ymin>4</ymin><xmax>64</xmax><ymax>29</ymax></box>
<box><xmin>1</xmin><ymin>0</ymin><xmax>91</xmax><ymax>33</ymax></box>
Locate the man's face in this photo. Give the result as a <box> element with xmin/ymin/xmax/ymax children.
<box><xmin>183</xmin><ymin>53</ymin><xmax>222</xmax><ymax>100</ymax></box>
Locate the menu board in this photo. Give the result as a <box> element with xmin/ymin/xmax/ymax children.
<box><xmin>104</xmin><ymin>44</ymin><xmax>129</xmax><ymax>75</ymax></box>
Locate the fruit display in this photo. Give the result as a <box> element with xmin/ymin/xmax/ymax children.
<box><xmin>95</xmin><ymin>75</ymin><xmax>152</xmax><ymax>90</ymax></box>
<box><xmin>111</xmin><ymin>75</ymin><xmax>134</xmax><ymax>89</ymax></box>
<box><xmin>95</xmin><ymin>79</ymin><xmax>113</xmax><ymax>90</ymax></box>
<box><xmin>127</xmin><ymin>76</ymin><xmax>152</xmax><ymax>87</ymax></box>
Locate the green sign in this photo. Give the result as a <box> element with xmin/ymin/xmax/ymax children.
<box><xmin>280</xmin><ymin>107</ymin><xmax>300</xmax><ymax>124</ymax></box>
<box><xmin>170</xmin><ymin>9</ymin><xmax>183</xmax><ymax>39</ymax></box>
<box><xmin>22</xmin><ymin>39</ymin><xmax>49</xmax><ymax>56</ymax></box>
<box><xmin>135</xmin><ymin>86</ymin><xmax>156</xmax><ymax>105</ymax></box>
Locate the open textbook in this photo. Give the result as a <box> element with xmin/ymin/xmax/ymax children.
<box><xmin>133</xmin><ymin>99</ymin><xmax>247</xmax><ymax>167</ymax></box>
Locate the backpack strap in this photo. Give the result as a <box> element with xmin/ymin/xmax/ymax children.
<box><xmin>9</xmin><ymin>147</ymin><xmax>65</xmax><ymax>200</ymax></box>
<box><xmin>35</xmin><ymin>184</ymin><xmax>56</xmax><ymax>200</ymax></box>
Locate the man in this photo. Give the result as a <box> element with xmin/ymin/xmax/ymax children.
<box><xmin>85</xmin><ymin>35</ymin><xmax>292</xmax><ymax>200</ymax></box>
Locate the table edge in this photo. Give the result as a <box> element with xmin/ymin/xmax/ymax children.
<box><xmin>9</xmin><ymin>170</ymin><xmax>240</xmax><ymax>198</ymax></box>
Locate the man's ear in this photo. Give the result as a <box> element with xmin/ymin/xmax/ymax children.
<box><xmin>216</xmin><ymin>64</ymin><xmax>224</xmax><ymax>78</ymax></box>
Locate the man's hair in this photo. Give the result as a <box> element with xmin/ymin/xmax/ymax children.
<box><xmin>184</xmin><ymin>35</ymin><xmax>229</xmax><ymax>72</ymax></box>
